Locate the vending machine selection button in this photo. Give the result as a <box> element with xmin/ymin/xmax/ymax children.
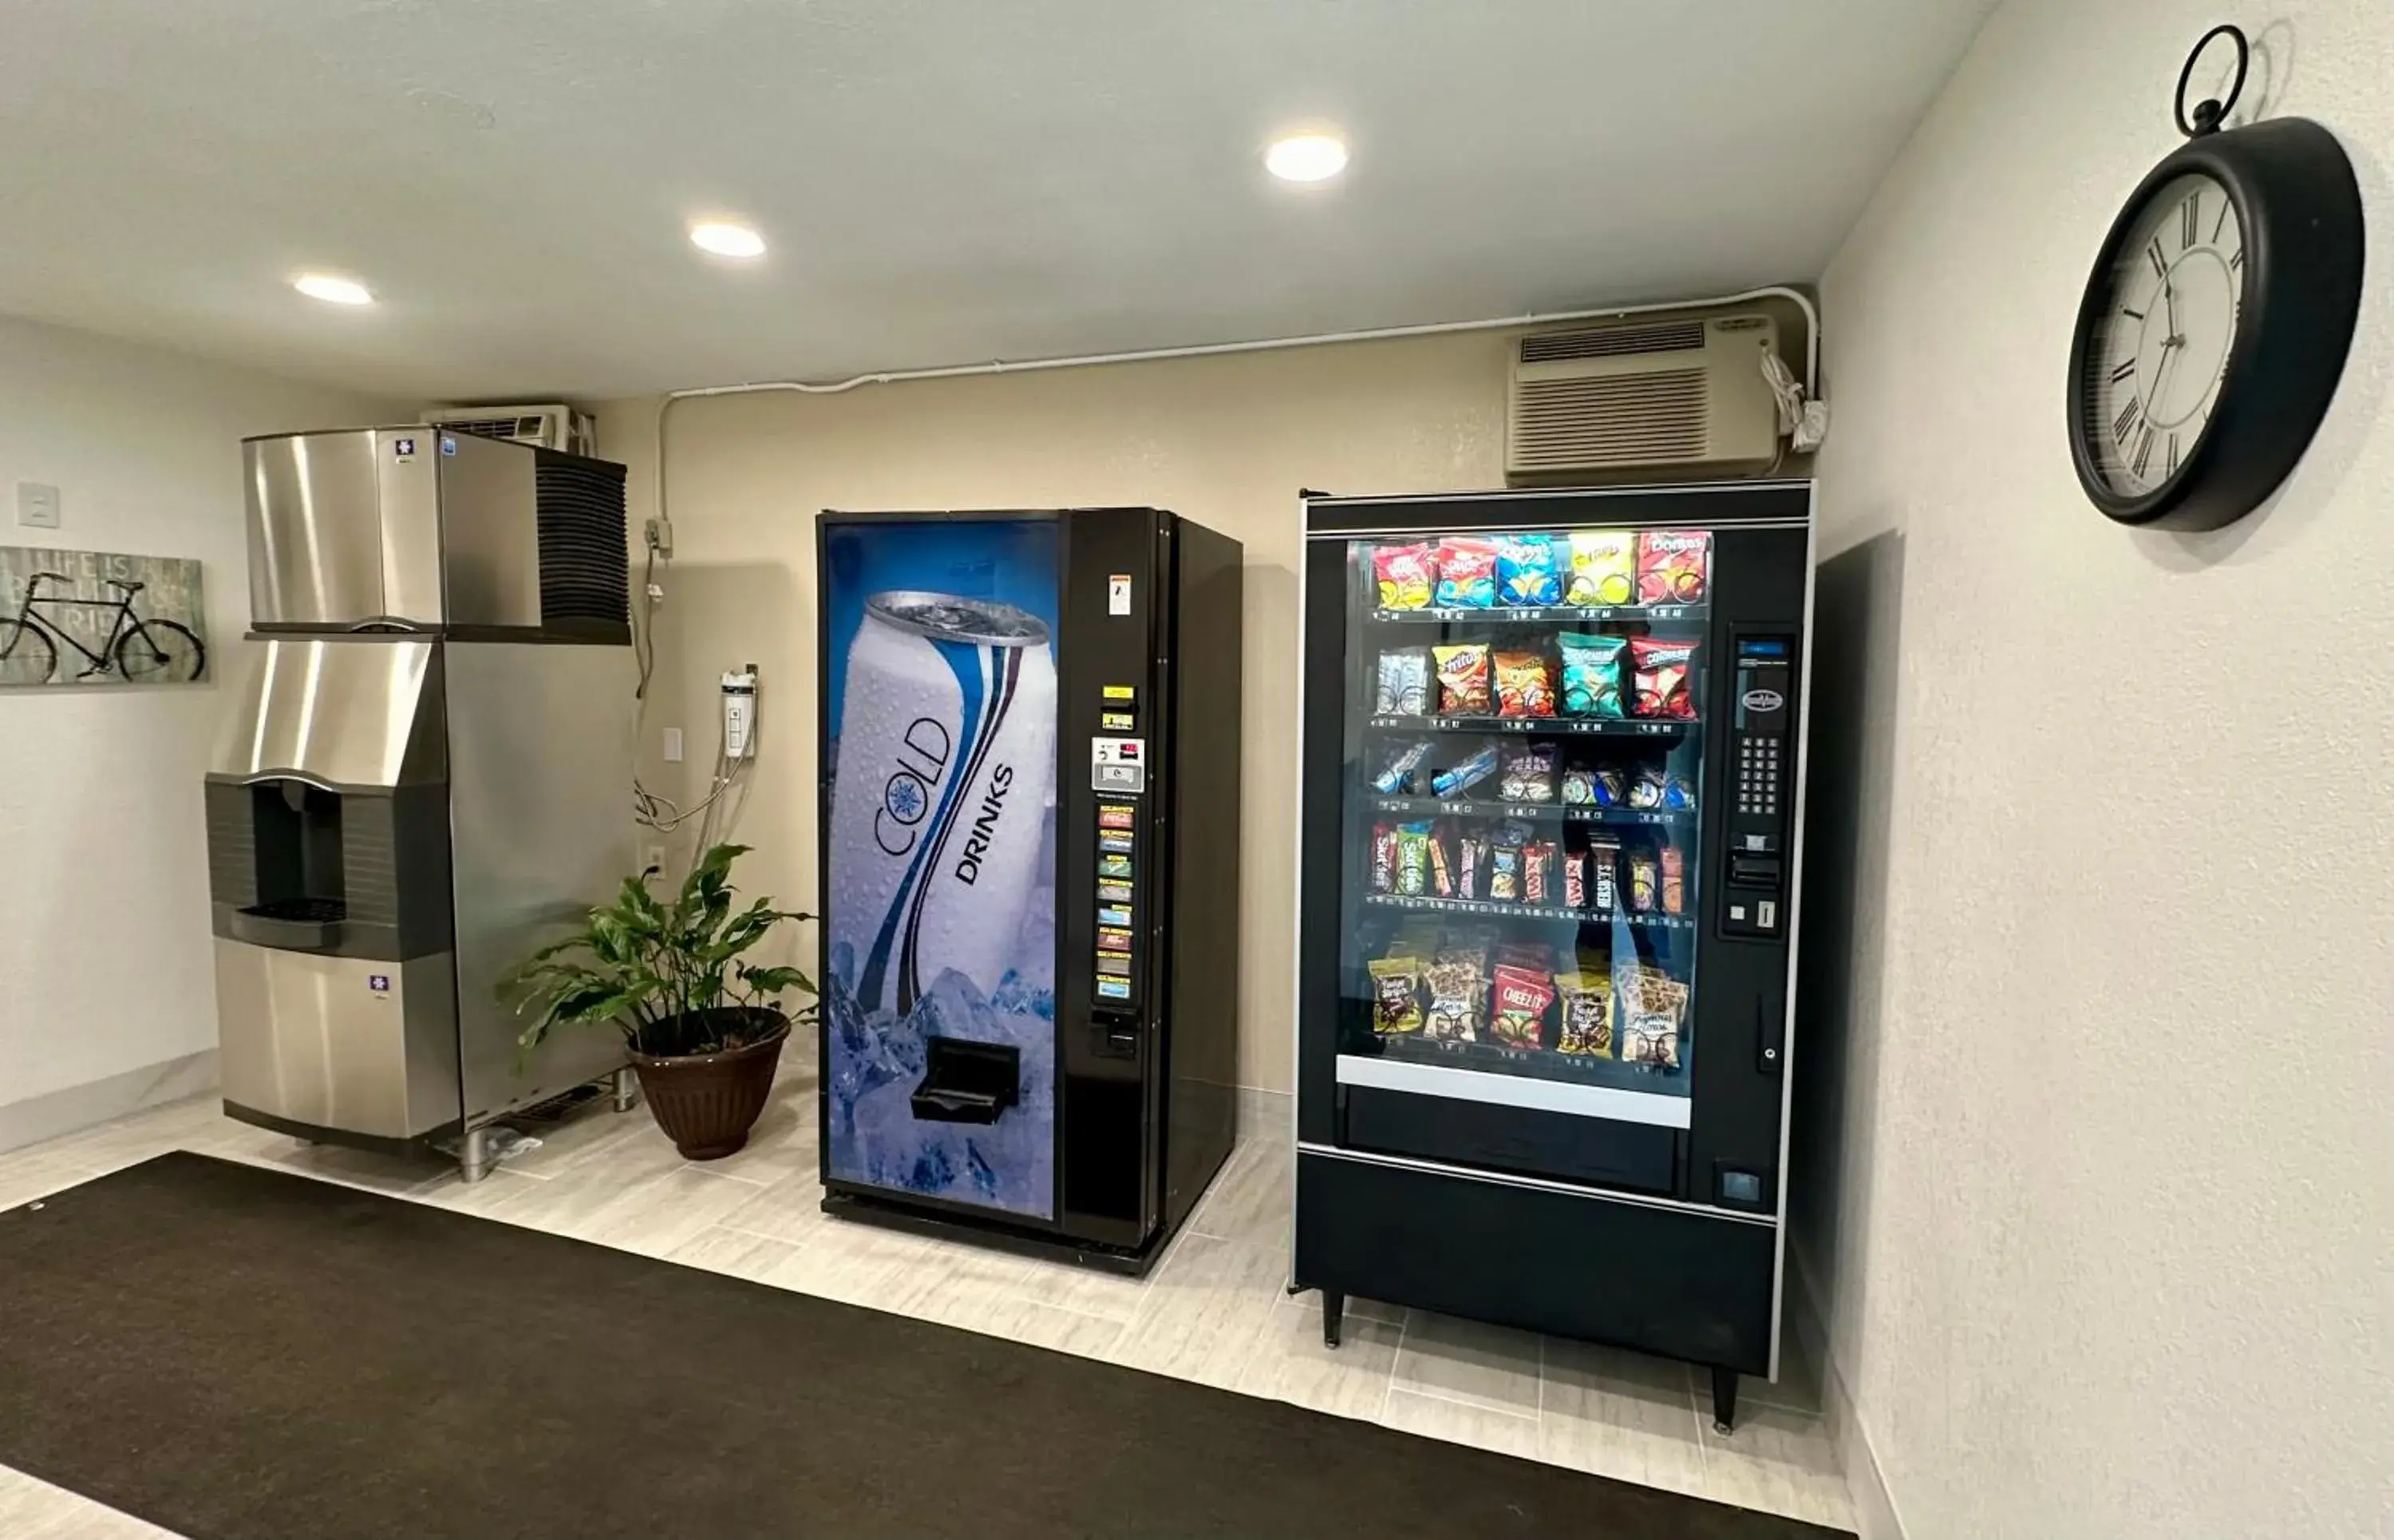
<box><xmin>1098</xmin><ymin>855</ymin><xmax>1132</xmax><ymax>879</ymax></box>
<box><xmin>1095</xmin><ymin>954</ymin><xmax>1131</xmax><ymax>977</ymax></box>
<box><xmin>1098</xmin><ymin>804</ymin><xmax>1135</xmax><ymax>829</ymax></box>
<box><xmin>1096</xmin><ymin>881</ymin><xmax>1132</xmax><ymax>903</ymax></box>
<box><xmin>1097</xmin><ymin>906</ymin><xmax>1132</xmax><ymax>927</ymax></box>
<box><xmin>1096</xmin><ymin>978</ymin><xmax>1132</xmax><ymax>1000</ymax></box>
<box><xmin>1096</xmin><ymin>928</ymin><xmax>1133</xmax><ymax>953</ymax></box>
<box><xmin>1099</xmin><ymin>832</ymin><xmax>1134</xmax><ymax>854</ymax></box>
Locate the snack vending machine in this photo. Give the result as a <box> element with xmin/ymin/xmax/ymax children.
<box><xmin>816</xmin><ymin>507</ymin><xmax>1242</xmax><ymax>1271</ymax></box>
<box><xmin>1291</xmin><ymin>483</ymin><xmax>1812</xmax><ymax>1428</ymax></box>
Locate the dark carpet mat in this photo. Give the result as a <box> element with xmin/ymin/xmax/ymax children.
<box><xmin>0</xmin><ymin>1153</ymin><xmax>1847</xmax><ymax>1539</ymax></box>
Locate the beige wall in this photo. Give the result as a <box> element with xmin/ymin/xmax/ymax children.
<box><xmin>598</xmin><ymin>330</ymin><xmax>1528</xmax><ymax>1092</ymax></box>
<box><xmin>1807</xmin><ymin>1</ymin><xmax>2394</xmax><ymax>1536</ymax></box>
<box><xmin>0</xmin><ymin>314</ymin><xmax>399</xmax><ymax>1150</ymax></box>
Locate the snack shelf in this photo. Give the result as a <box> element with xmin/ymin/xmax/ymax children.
<box><xmin>1364</xmin><ymin>892</ymin><xmax>1693</xmax><ymax>931</ymax></box>
<box><xmin>1371</xmin><ymin>602</ymin><xmax>1707</xmax><ymax>626</ymax></box>
<box><xmin>1370</xmin><ymin>796</ymin><xmax>1690</xmax><ymax>828</ymax></box>
<box><xmin>1365</xmin><ymin>1033</ymin><xmax>1685</xmax><ymax>1088</ymax></box>
<box><xmin>1366</xmin><ymin>714</ymin><xmax>1694</xmax><ymax>736</ymax></box>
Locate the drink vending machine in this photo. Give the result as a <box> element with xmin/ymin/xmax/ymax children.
<box><xmin>1291</xmin><ymin>482</ymin><xmax>1814</xmax><ymax>1429</ymax></box>
<box><xmin>815</xmin><ymin>507</ymin><xmax>1243</xmax><ymax>1270</ymax></box>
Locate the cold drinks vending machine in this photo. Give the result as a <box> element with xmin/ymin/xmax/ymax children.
<box><xmin>1291</xmin><ymin>483</ymin><xmax>1813</xmax><ymax>1429</ymax></box>
<box><xmin>816</xmin><ymin>507</ymin><xmax>1242</xmax><ymax>1270</ymax></box>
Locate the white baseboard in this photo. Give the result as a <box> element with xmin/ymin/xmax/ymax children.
<box><xmin>1791</xmin><ymin>1251</ymin><xmax>1906</xmax><ymax>1540</ymax></box>
<box><xmin>0</xmin><ymin>1048</ymin><xmax>219</xmax><ymax>1157</ymax></box>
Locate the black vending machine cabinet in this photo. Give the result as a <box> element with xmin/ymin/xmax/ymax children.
<box><xmin>1292</xmin><ymin>484</ymin><xmax>1811</xmax><ymax>1427</ymax></box>
<box><xmin>815</xmin><ymin>507</ymin><xmax>1242</xmax><ymax>1273</ymax></box>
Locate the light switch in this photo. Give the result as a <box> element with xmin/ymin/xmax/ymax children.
<box><xmin>662</xmin><ymin>727</ymin><xmax>684</xmax><ymax>763</ymax></box>
<box><xmin>16</xmin><ymin>483</ymin><xmax>61</xmax><ymax>528</ymax></box>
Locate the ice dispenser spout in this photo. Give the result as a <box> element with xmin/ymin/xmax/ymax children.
<box><xmin>911</xmin><ymin>1036</ymin><xmax>1021</xmax><ymax>1124</ymax></box>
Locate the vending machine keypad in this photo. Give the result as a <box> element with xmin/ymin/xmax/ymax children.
<box><xmin>1720</xmin><ymin>634</ymin><xmax>1795</xmax><ymax>940</ymax></box>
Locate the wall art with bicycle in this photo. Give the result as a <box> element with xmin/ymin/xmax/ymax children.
<box><xmin>0</xmin><ymin>545</ymin><xmax>208</xmax><ymax>686</ymax></box>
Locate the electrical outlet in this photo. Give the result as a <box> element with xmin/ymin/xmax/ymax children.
<box><xmin>644</xmin><ymin>516</ymin><xmax>674</xmax><ymax>557</ymax></box>
<box><xmin>16</xmin><ymin>483</ymin><xmax>61</xmax><ymax>528</ymax></box>
<box><xmin>642</xmin><ymin>843</ymin><xmax>667</xmax><ymax>875</ymax></box>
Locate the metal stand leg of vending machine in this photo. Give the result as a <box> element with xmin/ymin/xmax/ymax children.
<box><xmin>611</xmin><ymin>1065</ymin><xmax>641</xmax><ymax>1114</ymax></box>
<box><xmin>458</xmin><ymin>1125</ymin><xmax>494</xmax><ymax>1185</ymax></box>
<box><xmin>1710</xmin><ymin>1365</ymin><xmax>1738</xmax><ymax>1433</ymax></box>
<box><xmin>1322</xmin><ymin>1290</ymin><xmax>1345</xmax><ymax>1348</ymax></box>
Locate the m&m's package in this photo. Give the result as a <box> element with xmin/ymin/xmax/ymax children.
<box><xmin>1557</xmin><ymin>632</ymin><xmax>1627</xmax><ymax>718</ymax></box>
<box><xmin>1635</xmin><ymin>530</ymin><xmax>1711</xmax><ymax>606</ymax></box>
<box><xmin>1566</xmin><ymin>530</ymin><xmax>1637</xmax><ymax>606</ymax></box>
<box><xmin>1495</xmin><ymin>535</ymin><xmax>1562</xmax><ymax>606</ymax></box>
<box><xmin>1432</xmin><ymin>539</ymin><xmax>1499</xmax><ymax>607</ymax></box>
<box><xmin>1630</xmin><ymin>636</ymin><xmax>1698</xmax><ymax>720</ymax></box>
<box><xmin>1432</xmin><ymin>643</ymin><xmax>1491</xmax><ymax>714</ymax></box>
<box><xmin>1493</xmin><ymin>650</ymin><xmax>1555</xmax><ymax>718</ymax></box>
<box><xmin>1373</xmin><ymin>543</ymin><xmax>1436</xmax><ymax>610</ymax></box>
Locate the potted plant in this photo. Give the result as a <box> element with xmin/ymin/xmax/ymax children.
<box><xmin>504</xmin><ymin>843</ymin><xmax>816</xmax><ymax>1160</ymax></box>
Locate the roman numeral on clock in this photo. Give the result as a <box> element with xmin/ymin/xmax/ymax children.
<box><xmin>2229</xmin><ymin>247</ymin><xmax>2244</xmax><ymax>270</ymax></box>
<box><xmin>2167</xmin><ymin>432</ymin><xmax>2179</xmax><ymax>476</ymax></box>
<box><xmin>2147</xmin><ymin>239</ymin><xmax>2168</xmax><ymax>281</ymax></box>
<box><xmin>2181</xmin><ymin>194</ymin><xmax>2199</xmax><ymax>250</ymax></box>
<box><xmin>2108</xmin><ymin>358</ymin><xmax>2137</xmax><ymax>384</ymax></box>
<box><xmin>2132</xmin><ymin>425</ymin><xmax>2156</xmax><ymax>477</ymax></box>
<box><xmin>2114</xmin><ymin>395</ymin><xmax>2141</xmax><ymax>444</ymax></box>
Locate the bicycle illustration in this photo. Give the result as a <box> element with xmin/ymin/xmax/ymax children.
<box><xmin>0</xmin><ymin>572</ymin><xmax>206</xmax><ymax>685</ymax></box>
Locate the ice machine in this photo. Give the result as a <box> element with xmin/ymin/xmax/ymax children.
<box><xmin>207</xmin><ymin>427</ymin><xmax>638</xmax><ymax>1180</ymax></box>
<box><xmin>815</xmin><ymin>507</ymin><xmax>1242</xmax><ymax>1271</ymax></box>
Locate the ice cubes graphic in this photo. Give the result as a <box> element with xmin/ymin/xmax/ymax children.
<box><xmin>827</xmin><ymin>885</ymin><xmax>1057</xmax><ymax>1218</ymax></box>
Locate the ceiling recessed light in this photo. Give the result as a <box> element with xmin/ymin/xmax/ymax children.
<box><xmin>689</xmin><ymin>221</ymin><xmax>767</xmax><ymax>259</ymax></box>
<box><xmin>1265</xmin><ymin>132</ymin><xmax>1348</xmax><ymax>183</ymax></box>
<box><xmin>293</xmin><ymin>273</ymin><xmax>373</xmax><ymax>306</ymax></box>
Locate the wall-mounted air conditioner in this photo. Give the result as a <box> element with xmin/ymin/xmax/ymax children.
<box><xmin>423</xmin><ymin>403</ymin><xmax>597</xmax><ymax>458</ymax></box>
<box><xmin>1506</xmin><ymin>314</ymin><xmax>1781</xmax><ymax>482</ymax></box>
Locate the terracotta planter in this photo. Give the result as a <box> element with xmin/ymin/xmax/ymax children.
<box><xmin>629</xmin><ymin>1008</ymin><xmax>789</xmax><ymax>1160</ymax></box>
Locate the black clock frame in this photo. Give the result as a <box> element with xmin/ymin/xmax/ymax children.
<box><xmin>2066</xmin><ymin>116</ymin><xmax>2363</xmax><ymax>531</ymax></box>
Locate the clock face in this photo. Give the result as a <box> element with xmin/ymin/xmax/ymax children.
<box><xmin>2080</xmin><ymin>172</ymin><xmax>2245</xmax><ymax>496</ymax></box>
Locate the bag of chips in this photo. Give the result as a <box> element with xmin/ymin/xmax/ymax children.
<box><xmin>1636</xmin><ymin>530</ymin><xmax>1711</xmax><ymax>606</ymax></box>
<box><xmin>1566</xmin><ymin>530</ymin><xmax>1637</xmax><ymax>606</ymax></box>
<box><xmin>1630</xmin><ymin>637</ymin><xmax>1698</xmax><ymax>720</ymax></box>
<box><xmin>1622</xmin><ymin>1017</ymin><xmax>1682</xmax><ymax>1069</ymax></box>
<box><xmin>1431</xmin><ymin>744</ymin><xmax>1498</xmax><ymax>799</ymax></box>
<box><xmin>1373</xmin><ymin>648</ymin><xmax>1428</xmax><ymax>717</ymax></box>
<box><xmin>1493</xmin><ymin>651</ymin><xmax>1555</xmax><ymax>718</ymax></box>
<box><xmin>1432</xmin><ymin>539</ymin><xmax>1499</xmax><ymax>607</ymax></box>
<box><xmin>1661</xmin><ymin>847</ymin><xmax>1685</xmax><ymax>914</ymax></box>
<box><xmin>1495</xmin><ymin>535</ymin><xmax>1562</xmax><ymax>607</ymax></box>
<box><xmin>1422</xmin><ymin>961</ymin><xmax>1484</xmax><ymax>1042</ymax></box>
<box><xmin>1490</xmin><ymin>965</ymin><xmax>1555</xmax><ymax>1049</ymax></box>
<box><xmin>1498</xmin><ymin>743</ymin><xmax>1556</xmax><ymax>803</ymax></box>
<box><xmin>1557</xmin><ymin>632</ymin><xmax>1628</xmax><ymax>717</ymax></box>
<box><xmin>1615</xmin><ymin>964</ymin><xmax>1688</xmax><ymax>1068</ymax></box>
<box><xmin>1368</xmin><ymin>956</ymin><xmax>1424</xmax><ymax>1034</ymax></box>
<box><xmin>1371</xmin><ymin>739</ymin><xmax>1433</xmax><ymax>796</ymax></box>
<box><xmin>1432</xmin><ymin>643</ymin><xmax>1491</xmax><ymax>714</ymax></box>
<box><xmin>1373</xmin><ymin>543</ymin><xmax>1436</xmax><ymax>610</ymax></box>
<box><xmin>1555</xmin><ymin>973</ymin><xmax>1614</xmax><ymax>1056</ymax></box>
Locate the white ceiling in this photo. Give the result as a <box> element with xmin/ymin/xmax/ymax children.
<box><xmin>0</xmin><ymin>1</ymin><xmax>1995</xmax><ymax>401</ymax></box>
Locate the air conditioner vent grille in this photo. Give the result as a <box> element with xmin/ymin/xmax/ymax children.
<box><xmin>1510</xmin><ymin>369</ymin><xmax>1709</xmax><ymax>469</ymax></box>
<box><xmin>440</xmin><ymin>417</ymin><xmax>525</xmax><ymax>440</ymax></box>
<box><xmin>1519</xmin><ymin>322</ymin><xmax>1706</xmax><ymax>365</ymax></box>
<box><xmin>535</xmin><ymin>456</ymin><xmax>630</xmax><ymax>627</ymax></box>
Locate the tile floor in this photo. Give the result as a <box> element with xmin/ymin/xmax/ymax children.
<box><xmin>0</xmin><ymin>1067</ymin><xmax>1852</xmax><ymax>1535</ymax></box>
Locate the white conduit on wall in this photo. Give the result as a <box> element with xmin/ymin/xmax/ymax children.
<box><xmin>648</xmin><ymin>284</ymin><xmax>1823</xmax><ymax>529</ymax></box>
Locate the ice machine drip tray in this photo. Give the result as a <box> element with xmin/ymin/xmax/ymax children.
<box><xmin>911</xmin><ymin>1036</ymin><xmax>1021</xmax><ymax>1124</ymax></box>
<box><xmin>229</xmin><ymin>898</ymin><xmax>349</xmax><ymax>952</ymax></box>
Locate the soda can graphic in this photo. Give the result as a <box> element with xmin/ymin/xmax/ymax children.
<box><xmin>829</xmin><ymin>591</ymin><xmax>1057</xmax><ymax>1017</ymax></box>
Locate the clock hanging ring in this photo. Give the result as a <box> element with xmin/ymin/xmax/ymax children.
<box><xmin>2065</xmin><ymin>23</ymin><xmax>2364</xmax><ymax>531</ymax></box>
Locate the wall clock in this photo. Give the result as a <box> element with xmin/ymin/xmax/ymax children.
<box><xmin>2066</xmin><ymin>25</ymin><xmax>2364</xmax><ymax>531</ymax></box>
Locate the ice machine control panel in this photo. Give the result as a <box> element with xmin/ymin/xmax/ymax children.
<box><xmin>1720</xmin><ymin>634</ymin><xmax>1794</xmax><ymax>941</ymax></box>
